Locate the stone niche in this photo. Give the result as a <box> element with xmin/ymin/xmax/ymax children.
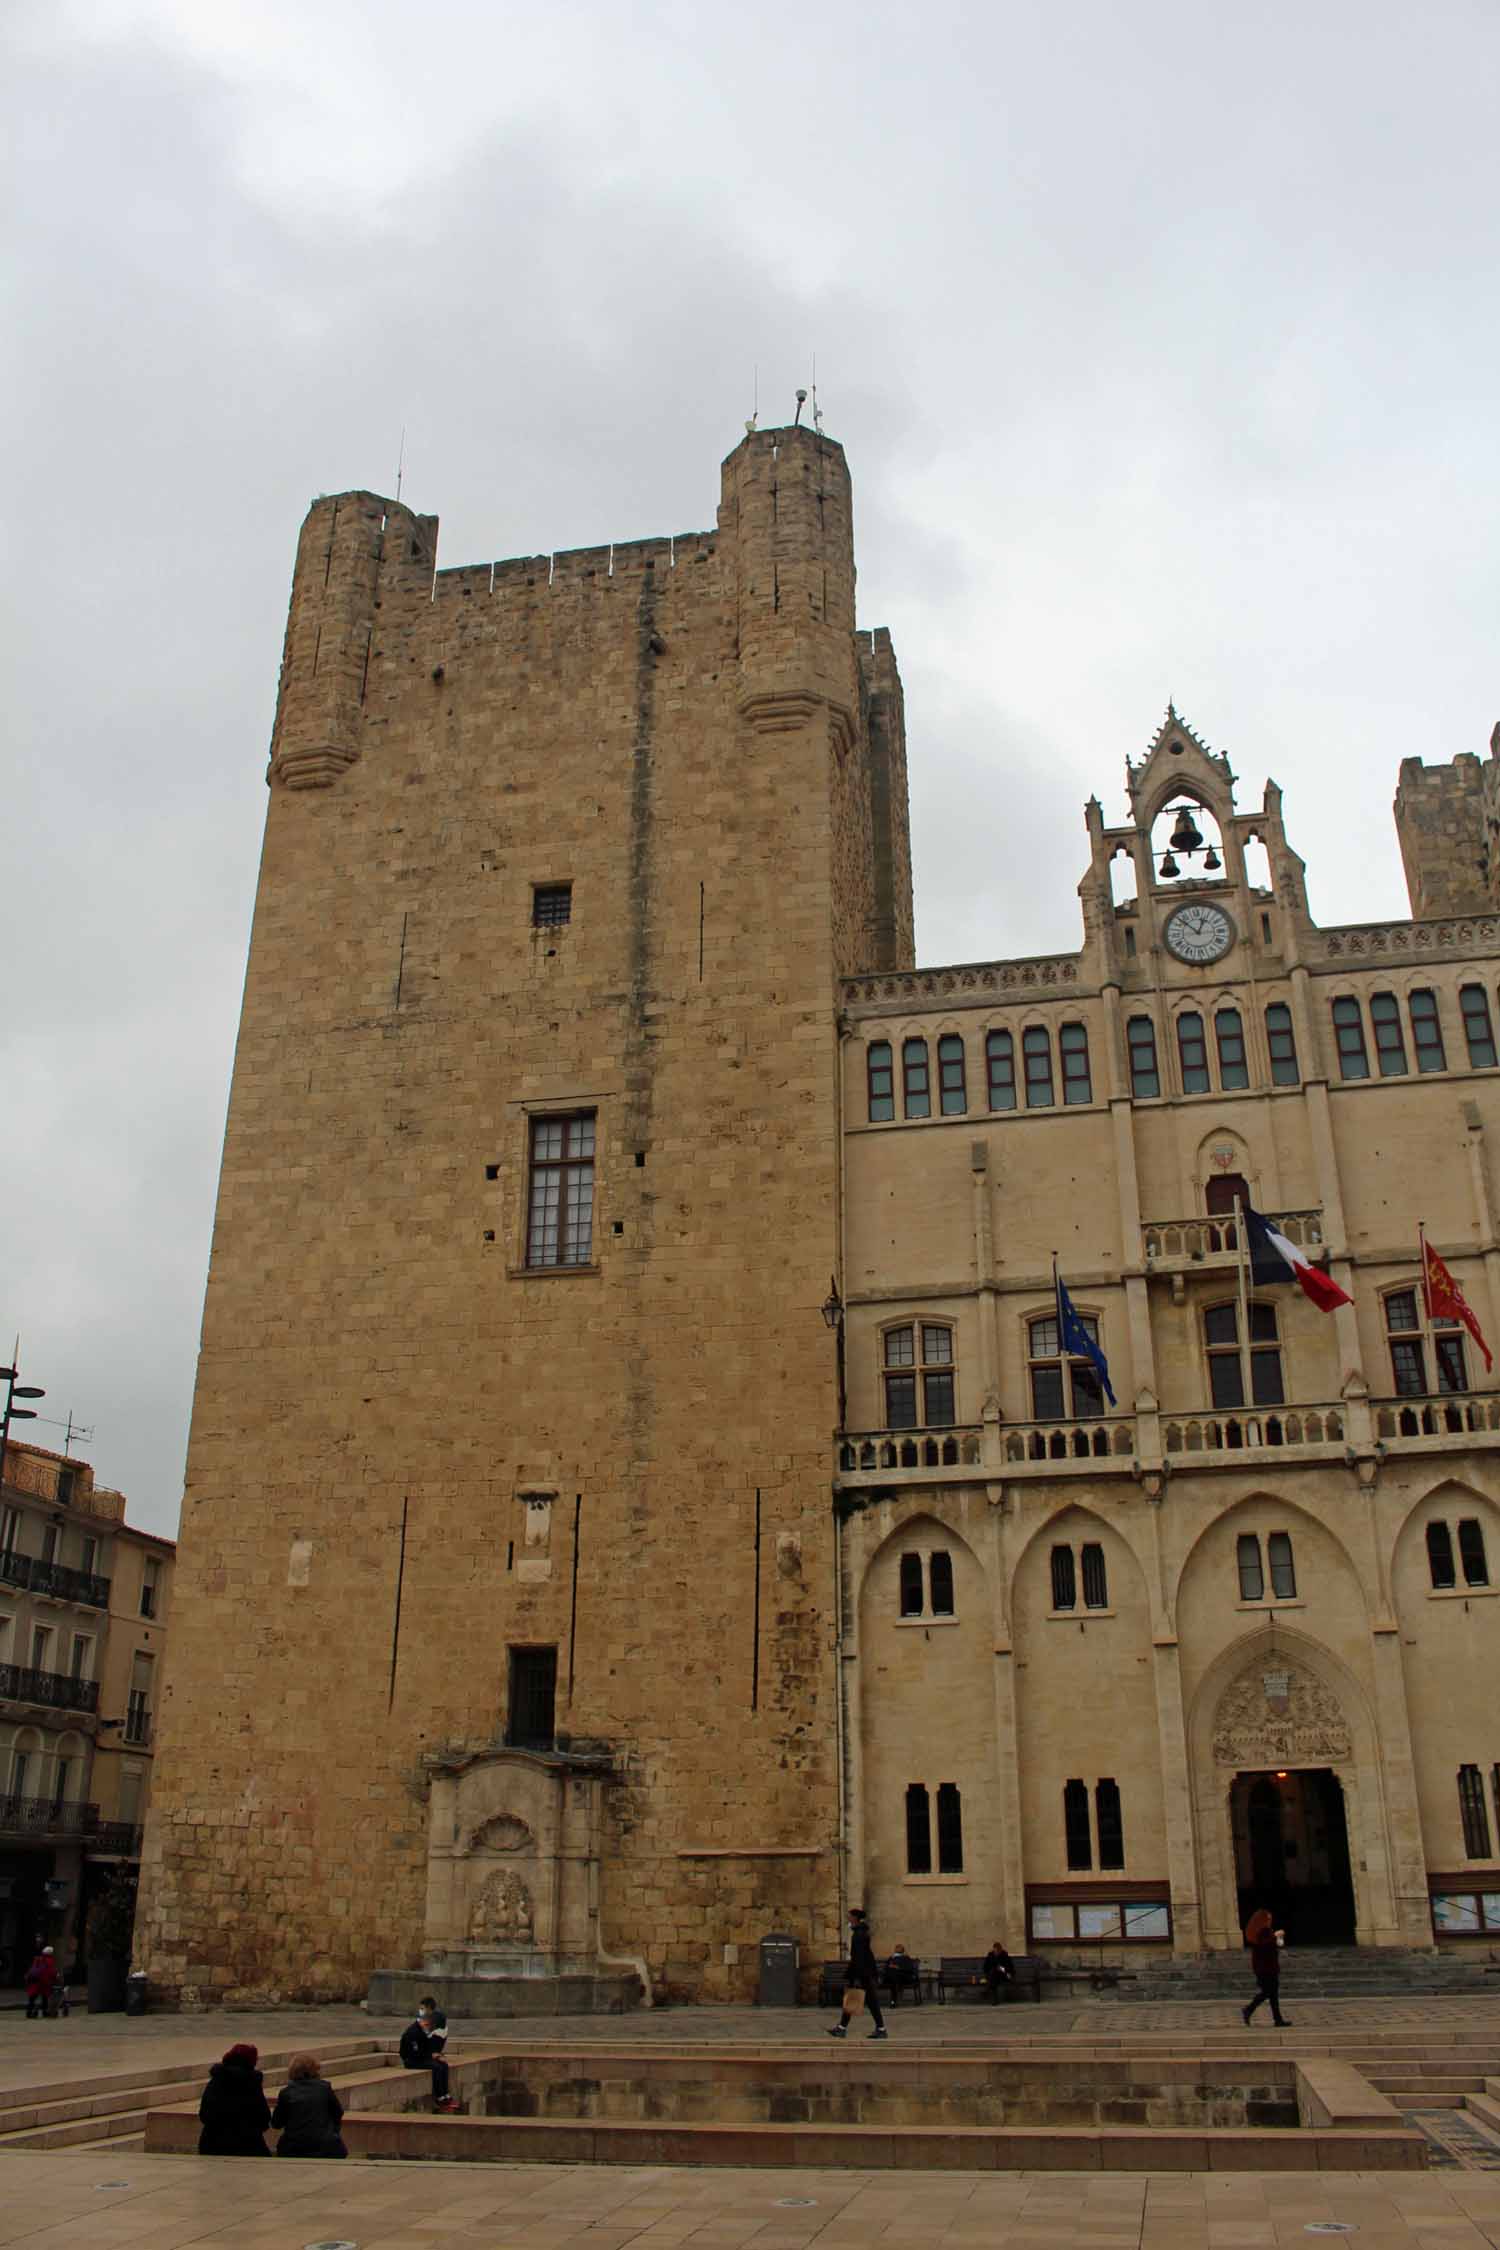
<box><xmin>366</xmin><ymin>1746</ymin><xmax>642</xmax><ymax>2018</ymax></box>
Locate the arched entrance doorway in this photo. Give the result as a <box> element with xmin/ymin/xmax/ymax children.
<box><xmin>1230</xmin><ymin>1768</ymin><xmax>1355</xmax><ymax>1943</ymax></box>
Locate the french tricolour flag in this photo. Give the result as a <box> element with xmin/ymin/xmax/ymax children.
<box><xmin>1244</xmin><ymin>1201</ymin><xmax>1352</xmax><ymax>1313</ymax></box>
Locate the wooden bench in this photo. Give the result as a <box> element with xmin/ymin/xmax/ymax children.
<box><xmin>816</xmin><ymin>1957</ymin><xmax>933</xmax><ymax>2007</ymax></box>
<box><xmin>937</xmin><ymin>1955</ymin><xmax>1043</xmax><ymax>2004</ymax></box>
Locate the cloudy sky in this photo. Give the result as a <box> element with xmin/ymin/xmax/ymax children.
<box><xmin>4</xmin><ymin>0</ymin><xmax>1496</xmax><ymax>1535</ymax></box>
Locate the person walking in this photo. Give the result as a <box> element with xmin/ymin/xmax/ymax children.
<box><xmin>1241</xmin><ymin>1909</ymin><xmax>1291</xmax><ymax>2027</ymax></box>
<box><xmin>827</xmin><ymin>1907</ymin><xmax>887</xmax><ymax>2040</ymax></box>
<box><xmin>400</xmin><ymin>2003</ymin><xmax>458</xmax><ymax>2108</ymax></box>
<box><xmin>197</xmin><ymin>2043</ymin><xmax>272</xmax><ymax>2155</ymax></box>
<box><xmin>23</xmin><ymin>1947</ymin><xmax>57</xmax><ymax>2020</ymax></box>
<box><xmin>271</xmin><ymin>2054</ymin><xmax>347</xmax><ymax>2157</ymax></box>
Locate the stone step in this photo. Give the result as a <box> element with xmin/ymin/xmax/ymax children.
<box><xmin>1465</xmin><ymin>2089</ymin><xmax>1500</xmax><ymax>2134</ymax></box>
<box><xmin>0</xmin><ymin>2041</ymin><xmax>392</xmax><ymax>2151</ymax></box>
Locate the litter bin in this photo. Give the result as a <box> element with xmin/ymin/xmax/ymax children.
<box><xmin>124</xmin><ymin>1971</ymin><xmax>149</xmax><ymax>2017</ymax></box>
<box><xmin>757</xmin><ymin>1929</ymin><xmax>799</xmax><ymax>2007</ymax></box>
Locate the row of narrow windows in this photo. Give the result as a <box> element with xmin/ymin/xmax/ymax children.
<box><xmin>865</xmin><ymin>986</ymin><xmax>1500</xmax><ymax>1121</ymax></box>
<box><xmin>895</xmin><ymin>1518</ymin><xmax>1487</xmax><ymax>1626</ymax></box>
<box><xmin>1457</xmin><ymin>1763</ymin><xmax>1500</xmax><ymax>1860</ymax></box>
<box><xmin>880</xmin><ymin>1292</ymin><xmax>1485</xmax><ymax>1437</ymax></box>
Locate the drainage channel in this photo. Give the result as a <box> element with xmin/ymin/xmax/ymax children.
<box><xmin>1401</xmin><ymin>2110</ymin><xmax>1500</xmax><ymax>2171</ymax></box>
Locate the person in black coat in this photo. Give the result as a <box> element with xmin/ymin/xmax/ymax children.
<box><xmin>197</xmin><ymin>2043</ymin><xmax>271</xmax><ymax>2155</ymax></box>
<box><xmin>982</xmin><ymin>1940</ymin><xmax>1014</xmax><ymax>2004</ymax></box>
<box><xmin>827</xmin><ymin>1907</ymin><xmax>887</xmax><ymax>2039</ymax></box>
<box><xmin>1241</xmin><ymin>1909</ymin><xmax>1292</xmax><ymax>2027</ymax></box>
<box><xmin>271</xmin><ymin>2053</ymin><xmax>347</xmax><ymax>2157</ymax></box>
<box><xmin>399</xmin><ymin>2006</ymin><xmax>456</xmax><ymax>2107</ymax></box>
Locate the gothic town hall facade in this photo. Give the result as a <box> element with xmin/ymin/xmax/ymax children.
<box><xmin>138</xmin><ymin>428</ymin><xmax>1500</xmax><ymax>2003</ymax></box>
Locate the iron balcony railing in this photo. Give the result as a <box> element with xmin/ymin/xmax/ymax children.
<box><xmin>0</xmin><ymin>1548</ymin><xmax>111</xmax><ymax>1609</ymax></box>
<box><xmin>0</xmin><ymin>1794</ymin><xmax>99</xmax><ymax>1839</ymax></box>
<box><xmin>0</xmin><ymin>1663</ymin><xmax>100</xmax><ymax>1714</ymax></box>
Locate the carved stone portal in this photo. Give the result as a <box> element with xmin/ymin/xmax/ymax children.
<box><xmin>418</xmin><ymin>1746</ymin><xmax>614</xmax><ymax>1982</ymax></box>
<box><xmin>1211</xmin><ymin>1657</ymin><xmax>1353</xmax><ymax>1768</ymax></box>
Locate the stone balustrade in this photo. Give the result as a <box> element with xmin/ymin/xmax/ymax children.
<box><xmin>1142</xmin><ymin>1210</ymin><xmax>1323</xmax><ymax>1269</ymax></box>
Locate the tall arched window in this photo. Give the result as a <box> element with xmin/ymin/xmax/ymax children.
<box><xmin>936</xmin><ymin>1783</ymin><xmax>964</xmax><ymax>1873</ymax></box>
<box><xmin>905</xmin><ymin>1783</ymin><xmax>933</xmax><ymax>1873</ymax></box>
<box><xmin>1080</xmin><ymin>1542</ymin><xmax>1108</xmax><ymax>1609</ymax></box>
<box><xmin>1410</xmin><ymin>990</ymin><xmax>1446</xmax><ymax>1073</ymax></box>
<box><xmin>1266</xmin><ymin>1002</ymin><xmax>1299</xmax><ymax>1085</ymax></box>
<box><xmin>986</xmin><ymin>1029</ymin><xmax>1016</xmax><ymax>1111</ymax></box>
<box><xmin>1460</xmin><ymin>986</ymin><xmax>1497</xmax><ymax>1069</ymax></box>
<box><xmin>1059</xmin><ymin>1023</ymin><xmax>1092</xmax><ymax>1104</ymax></box>
<box><xmin>938</xmin><ymin>1034</ymin><xmax>967</xmax><ymax>1115</ymax></box>
<box><xmin>867</xmin><ymin>1042</ymin><xmax>894</xmax><ymax>1122</ymax></box>
<box><xmin>1127</xmin><ymin>1016</ymin><xmax>1160</xmax><ymax>1099</ymax></box>
<box><xmin>1177</xmin><ymin>1011</ymin><xmax>1210</xmax><ymax>1094</ymax></box>
<box><xmin>1370</xmin><ymin>992</ymin><xmax>1407</xmax><ymax>1077</ymax></box>
<box><xmin>1095</xmin><ymin>1779</ymin><xmax>1124</xmax><ymax>1870</ymax></box>
<box><xmin>1064</xmin><ymin>1779</ymin><xmax>1092</xmax><ymax>1870</ymax></box>
<box><xmin>1458</xmin><ymin>1765</ymin><xmax>1492</xmax><ymax>1859</ymax></box>
<box><xmin>902</xmin><ymin>1038</ymin><xmax>931</xmax><ymax>1118</ymax></box>
<box><xmin>1023</xmin><ymin>1026</ymin><xmax>1054</xmax><ymax>1108</ymax></box>
<box><xmin>899</xmin><ymin>1552</ymin><xmax>924</xmax><ymax>1616</ymax></box>
<box><xmin>1214</xmin><ymin>1007</ymin><xmax>1249</xmax><ymax>1090</ymax></box>
<box><xmin>928</xmin><ymin>1551</ymin><xmax>955</xmax><ymax>1615</ymax></box>
<box><xmin>1050</xmin><ymin>1545</ymin><xmax>1077</xmax><ymax>1610</ymax></box>
<box><xmin>1332</xmin><ymin>996</ymin><xmax>1369</xmax><ymax>1080</ymax></box>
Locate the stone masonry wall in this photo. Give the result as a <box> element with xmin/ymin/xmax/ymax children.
<box><xmin>1393</xmin><ymin>752</ymin><xmax>1487</xmax><ymax>917</ymax></box>
<box><xmin>137</xmin><ymin>428</ymin><xmax>912</xmax><ymax>2005</ymax></box>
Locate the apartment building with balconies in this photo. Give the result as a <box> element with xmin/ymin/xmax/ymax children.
<box><xmin>0</xmin><ymin>1440</ymin><xmax>174</xmax><ymax>1980</ymax></box>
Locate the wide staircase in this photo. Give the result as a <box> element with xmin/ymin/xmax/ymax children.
<box><xmin>1112</xmin><ymin>1945</ymin><xmax>1500</xmax><ymax>2002</ymax></box>
<box><xmin>0</xmin><ymin>2037</ymin><xmax>390</xmax><ymax>2156</ymax></box>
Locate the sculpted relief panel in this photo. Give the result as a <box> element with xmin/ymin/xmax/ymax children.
<box><xmin>1211</xmin><ymin>1659</ymin><xmax>1352</xmax><ymax>1768</ymax></box>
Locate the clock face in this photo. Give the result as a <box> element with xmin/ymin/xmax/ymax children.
<box><xmin>1164</xmin><ymin>901</ymin><xmax>1235</xmax><ymax>964</ymax></box>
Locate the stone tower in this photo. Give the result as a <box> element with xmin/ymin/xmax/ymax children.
<box><xmin>137</xmin><ymin>427</ymin><xmax>913</xmax><ymax>2005</ymax></box>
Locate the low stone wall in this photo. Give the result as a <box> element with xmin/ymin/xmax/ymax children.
<box><xmin>366</xmin><ymin>1970</ymin><xmax>640</xmax><ymax>2017</ymax></box>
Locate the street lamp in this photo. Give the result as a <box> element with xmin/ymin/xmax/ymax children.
<box><xmin>0</xmin><ymin>1360</ymin><xmax>45</xmax><ymax>1493</ymax></box>
<box><xmin>820</xmin><ymin>1279</ymin><xmax>847</xmax><ymax>1433</ymax></box>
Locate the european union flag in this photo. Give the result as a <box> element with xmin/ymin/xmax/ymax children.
<box><xmin>1056</xmin><ymin>1273</ymin><xmax>1117</xmax><ymax>1407</ymax></box>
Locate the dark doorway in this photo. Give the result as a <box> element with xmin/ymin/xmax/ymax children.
<box><xmin>1231</xmin><ymin>1767</ymin><xmax>1356</xmax><ymax>1944</ymax></box>
<box><xmin>506</xmin><ymin>1646</ymin><xmax>557</xmax><ymax>1749</ymax></box>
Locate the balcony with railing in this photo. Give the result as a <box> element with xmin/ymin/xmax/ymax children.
<box><xmin>1374</xmin><ymin>1392</ymin><xmax>1500</xmax><ymax>1443</ymax></box>
<box><xmin>0</xmin><ymin>1548</ymin><xmax>111</xmax><ymax>1609</ymax></box>
<box><xmin>0</xmin><ymin>1794</ymin><xmax>99</xmax><ymax>1840</ymax></box>
<box><xmin>1142</xmin><ymin>1209</ymin><xmax>1324</xmax><ymax>1274</ymax></box>
<box><xmin>0</xmin><ymin>1663</ymin><xmax>100</xmax><ymax>1715</ymax></box>
<box><xmin>1163</xmin><ymin>1405</ymin><xmax>1346</xmax><ymax>1457</ymax></box>
<box><xmin>839</xmin><ymin>1425</ymin><xmax>984</xmax><ymax>1476</ymax></box>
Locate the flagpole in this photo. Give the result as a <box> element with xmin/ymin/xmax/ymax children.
<box><xmin>1235</xmin><ymin>1195</ymin><xmax>1253</xmax><ymax>1417</ymax></box>
<box><xmin>1418</xmin><ymin>1219</ymin><xmax>1437</xmax><ymax>1400</ymax></box>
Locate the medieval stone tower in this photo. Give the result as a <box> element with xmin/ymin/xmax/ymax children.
<box><xmin>137</xmin><ymin>427</ymin><xmax>913</xmax><ymax>2004</ymax></box>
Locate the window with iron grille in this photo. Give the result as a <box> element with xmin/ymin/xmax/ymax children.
<box><xmin>936</xmin><ymin>1783</ymin><xmax>964</xmax><ymax>1873</ymax></box>
<box><xmin>929</xmin><ymin>1551</ymin><xmax>955</xmax><ymax>1616</ymax></box>
<box><xmin>1370</xmin><ymin>992</ymin><xmax>1408</xmax><ymax>1076</ymax></box>
<box><xmin>1204</xmin><ymin>1301</ymin><xmax>1284</xmax><ymax>1408</ymax></box>
<box><xmin>882</xmin><ymin>1324</ymin><xmax>955</xmax><ymax>1429</ymax></box>
<box><xmin>1458</xmin><ymin>1518</ymin><xmax>1490</xmax><ymax>1587</ymax></box>
<box><xmin>1427</xmin><ymin>1521</ymin><xmax>1456</xmax><ymax>1589</ymax></box>
<box><xmin>1127</xmin><ymin>1016</ymin><xmax>1160</xmax><ymax>1099</ymax></box>
<box><xmin>1095</xmin><ymin>1778</ymin><xmax>1124</xmax><ymax>1871</ymax></box>
<box><xmin>1460</xmin><ymin>986</ymin><xmax>1497</xmax><ymax>1069</ymax></box>
<box><xmin>1266</xmin><ymin>1002</ymin><xmax>1299</xmax><ymax>1085</ymax></box>
<box><xmin>526</xmin><ymin>1113</ymin><xmax>596</xmax><ymax>1268</ymax></box>
<box><xmin>1385</xmin><ymin>1288</ymin><xmax>1467</xmax><ymax>1396</ymax></box>
<box><xmin>1177</xmin><ymin>1011</ymin><xmax>1210</xmax><ymax>1094</ymax></box>
<box><xmin>905</xmin><ymin>1783</ymin><xmax>932</xmax><ymax>1874</ymax></box>
<box><xmin>899</xmin><ymin>1552</ymin><xmax>924</xmax><ymax>1616</ymax></box>
<box><xmin>1332</xmin><ymin>996</ymin><xmax>1369</xmax><ymax>1080</ymax></box>
<box><xmin>867</xmin><ymin>1042</ymin><xmax>895</xmax><ymax>1122</ymax></box>
<box><xmin>532</xmin><ymin>883</ymin><xmax>572</xmax><ymax>929</ymax></box>
<box><xmin>1023</xmin><ymin>1026</ymin><xmax>1054</xmax><ymax>1108</ymax></box>
<box><xmin>1267</xmin><ymin>1531</ymin><xmax>1297</xmax><ymax>1599</ymax></box>
<box><xmin>1458</xmin><ymin>1763</ymin><xmax>1492</xmax><ymax>1859</ymax></box>
<box><xmin>1410</xmin><ymin>990</ymin><xmax>1446</xmax><ymax>1073</ymax></box>
<box><xmin>1236</xmin><ymin>1534</ymin><xmax>1265</xmax><ymax>1602</ymax></box>
<box><xmin>1215</xmin><ymin>1007</ymin><xmax>1249</xmax><ymax>1090</ymax></box>
<box><xmin>507</xmin><ymin>1646</ymin><xmax>557</xmax><ymax>1749</ymax></box>
<box><xmin>1080</xmin><ymin>1542</ymin><xmax>1108</xmax><ymax>1610</ymax></box>
<box><xmin>938</xmin><ymin>1035</ymin><xmax>967</xmax><ymax>1115</ymax></box>
<box><xmin>902</xmin><ymin>1039</ymin><xmax>930</xmax><ymax>1118</ymax></box>
<box><xmin>1064</xmin><ymin>1778</ymin><xmax>1092</xmax><ymax>1870</ymax></box>
<box><xmin>1028</xmin><ymin>1312</ymin><xmax>1106</xmax><ymax>1419</ymax></box>
<box><xmin>1059</xmin><ymin>1023</ymin><xmax>1092</xmax><ymax>1105</ymax></box>
<box><xmin>1050</xmin><ymin>1545</ymin><xmax>1077</xmax><ymax>1611</ymax></box>
<box><xmin>125</xmin><ymin>1687</ymin><xmax>151</xmax><ymax>1744</ymax></box>
<box><xmin>986</xmin><ymin>1029</ymin><xmax>1016</xmax><ymax>1111</ymax></box>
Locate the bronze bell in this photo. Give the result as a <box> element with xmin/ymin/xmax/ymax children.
<box><xmin>1169</xmin><ymin>805</ymin><xmax>1204</xmax><ymax>855</ymax></box>
<box><xmin>1159</xmin><ymin>851</ymin><xmax>1179</xmax><ymax>879</ymax></box>
<box><xmin>1202</xmin><ymin>845</ymin><xmax>1222</xmax><ymax>872</ymax></box>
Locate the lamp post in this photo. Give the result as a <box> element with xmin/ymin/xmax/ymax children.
<box><xmin>820</xmin><ymin>1278</ymin><xmax>847</xmax><ymax>1434</ymax></box>
<box><xmin>0</xmin><ymin>1358</ymin><xmax>46</xmax><ymax>1497</ymax></box>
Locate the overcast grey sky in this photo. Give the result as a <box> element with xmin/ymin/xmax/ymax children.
<box><xmin>3</xmin><ymin>0</ymin><xmax>1496</xmax><ymax>1536</ymax></box>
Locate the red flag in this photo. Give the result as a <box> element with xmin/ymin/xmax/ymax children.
<box><xmin>1423</xmin><ymin>1240</ymin><xmax>1494</xmax><ymax>1373</ymax></box>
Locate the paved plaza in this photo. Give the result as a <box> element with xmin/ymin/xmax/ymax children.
<box><xmin>1</xmin><ymin>1994</ymin><xmax>1499</xmax><ymax>2246</ymax></box>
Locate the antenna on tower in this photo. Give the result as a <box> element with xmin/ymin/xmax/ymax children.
<box><xmin>395</xmin><ymin>426</ymin><xmax>406</xmax><ymax>505</ymax></box>
<box><xmin>811</xmin><ymin>352</ymin><xmax>823</xmax><ymax>435</ymax></box>
<box><xmin>745</xmin><ymin>364</ymin><xmax>758</xmax><ymax>436</ymax></box>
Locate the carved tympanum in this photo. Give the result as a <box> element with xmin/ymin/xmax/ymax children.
<box><xmin>468</xmin><ymin>1869</ymin><xmax>534</xmax><ymax>1945</ymax></box>
<box><xmin>463</xmin><ymin>1814</ymin><xmax>532</xmax><ymax>1857</ymax></box>
<box><xmin>1211</xmin><ymin>1658</ymin><xmax>1352</xmax><ymax>1767</ymax></box>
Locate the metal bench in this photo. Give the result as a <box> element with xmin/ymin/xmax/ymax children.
<box><xmin>937</xmin><ymin>1954</ymin><xmax>1043</xmax><ymax>2003</ymax></box>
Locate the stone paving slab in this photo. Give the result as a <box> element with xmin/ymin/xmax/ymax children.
<box><xmin>0</xmin><ymin>2150</ymin><xmax>1497</xmax><ymax>2246</ymax></box>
